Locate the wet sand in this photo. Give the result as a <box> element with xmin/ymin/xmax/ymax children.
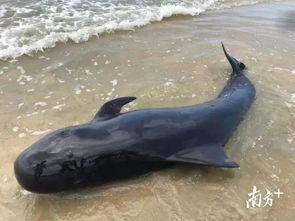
<box><xmin>1</xmin><ymin>1</ymin><xmax>295</xmax><ymax>220</ymax></box>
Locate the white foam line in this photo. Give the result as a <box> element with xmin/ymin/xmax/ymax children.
<box><xmin>31</xmin><ymin>129</ymin><xmax>52</xmax><ymax>136</ymax></box>
<box><xmin>0</xmin><ymin>0</ymin><xmax>220</xmax><ymax>60</ymax></box>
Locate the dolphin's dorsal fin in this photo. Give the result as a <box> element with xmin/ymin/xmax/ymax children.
<box><xmin>167</xmin><ymin>144</ymin><xmax>239</xmax><ymax>168</ymax></box>
<box><xmin>93</xmin><ymin>96</ymin><xmax>136</xmax><ymax>121</ymax></box>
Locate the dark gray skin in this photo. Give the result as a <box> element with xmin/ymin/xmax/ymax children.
<box><xmin>14</xmin><ymin>44</ymin><xmax>256</xmax><ymax>193</ymax></box>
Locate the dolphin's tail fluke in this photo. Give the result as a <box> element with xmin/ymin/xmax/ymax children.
<box><xmin>221</xmin><ymin>42</ymin><xmax>246</xmax><ymax>74</ymax></box>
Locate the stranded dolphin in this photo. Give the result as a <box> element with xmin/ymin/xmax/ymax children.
<box><xmin>14</xmin><ymin>43</ymin><xmax>256</xmax><ymax>193</ymax></box>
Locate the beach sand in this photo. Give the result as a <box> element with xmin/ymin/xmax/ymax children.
<box><xmin>0</xmin><ymin>1</ymin><xmax>295</xmax><ymax>220</ymax></box>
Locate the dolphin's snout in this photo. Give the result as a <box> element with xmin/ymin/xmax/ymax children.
<box><xmin>14</xmin><ymin>155</ymin><xmax>37</xmax><ymax>193</ymax></box>
<box><xmin>14</xmin><ymin>151</ymin><xmax>77</xmax><ymax>193</ymax></box>
<box><xmin>14</xmin><ymin>152</ymin><xmax>56</xmax><ymax>193</ymax></box>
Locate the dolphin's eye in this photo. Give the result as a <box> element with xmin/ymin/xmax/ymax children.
<box><xmin>60</xmin><ymin>130</ymin><xmax>70</xmax><ymax>138</ymax></box>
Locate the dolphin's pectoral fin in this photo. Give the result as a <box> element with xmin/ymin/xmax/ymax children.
<box><xmin>93</xmin><ymin>96</ymin><xmax>136</xmax><ymax>121</ymax></box>
<box><xmin>167</xmin><ymin>144</ymin><xmax>239</xmax><ymax>168</ymax></box>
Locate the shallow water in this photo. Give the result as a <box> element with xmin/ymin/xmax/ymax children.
<box><xmin>1</xmin><ymin>0</ymin><xmax>295</xmax><ymax>220</ymax></box>
<box><xmin>0</xmin><ymin>0</ymin><xmax>274</xmax><ymax>59</ymax></box>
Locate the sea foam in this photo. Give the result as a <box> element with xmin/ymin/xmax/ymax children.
<box><xmin>0</xmin><ymin>0</ymin><xmax>268</xmax><ymax>60</ymax></box>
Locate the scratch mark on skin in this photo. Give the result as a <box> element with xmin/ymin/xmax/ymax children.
<box><xmin>61</xmin><ymin>158</ymin><xmax>86</xmax><ymax>173</ymax></box>
<box><xmin>34</xmin><ymin>160</ymin><xmax>47</xmax><ymax>181</ymax></box>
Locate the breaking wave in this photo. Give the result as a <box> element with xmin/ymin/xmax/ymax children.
<box><xmin>0</xmin><ymin>0</ymin><xmax>272</xmax><ymax>60</ymax></box>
